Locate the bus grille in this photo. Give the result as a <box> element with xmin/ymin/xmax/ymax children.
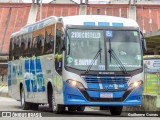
<box><xmin>82</xmin><ymin>76</ymin><xmax>130</xmax><ymax>84</ymax></box>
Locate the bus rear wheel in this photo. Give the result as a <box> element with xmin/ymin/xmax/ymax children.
<box><xmin>109</xmin><ymin>106</ymin><xmax>123</xmax><ymax>115</ymax></box>
<box><xmin>68</xmin><ymin>106</ymin><xmax>77</xmax><ymax>112</ymax></box>
<box><xmin>100</xmin><ymin>106</ymin><xmax>109</xmax><ymax>110</ymax></box>
<box><xmin>20</xmin><ymin>86</ymin><xmax>30</xmax><ymax>110</ymax></box>
<box><xmin>77</xmin><ymin>106</ymin><xmax>85</xmax><ymax>111</ymax></box>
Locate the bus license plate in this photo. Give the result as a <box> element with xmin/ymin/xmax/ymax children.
<box><xmin>100</xmin><ymin>93</ymin><xmax>113</xmax><ymax>98</ymax></box>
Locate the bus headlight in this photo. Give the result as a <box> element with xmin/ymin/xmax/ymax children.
<box><xmin>128</xmin><ymin>80</ymin><xmax>143</xmax><ymax>90</ymax></box>
<box><xmin>67</xmin><ymin>79</ymin><xmax>85</xmax><ymax>89</ymax></box>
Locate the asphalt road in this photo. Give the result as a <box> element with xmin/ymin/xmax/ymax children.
<box><xmin>0</xmin><ymin>97</ymin><xmax>159</xmax><ymax>120</ymax></box>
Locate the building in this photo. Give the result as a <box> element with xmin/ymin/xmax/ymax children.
<box><xmin>0</xmin><ymin>0</ymin><xmax>23</xmax><ymax>2</ymax></box>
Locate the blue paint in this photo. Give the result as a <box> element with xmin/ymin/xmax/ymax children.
<box><xmin>98</xmin><ymin>22</ymin><xmax>109</xmax><ymax>26</ymax></box>
<box><xmin>87</xmin><ymin>91</ymin><xmax>100</xmax><ymax>98</ymax></box>
<box><xmin>63</xmin><ymin>81</ymin><xmax>143</xmax><ymax>106</ymax></box>
<box><xmin>83</xmin><ymin>76</ymin><xmax>128</xmax><ymax>92</ymax></box>
<box><xmin>25</xmin><ymin>59</ymin><xmax>29</xmax><ymax>72</ymax></box>
<box><xmin>84</xmin><ymin>22</ymin><xmax>95</xmax><ymax>26</ymax></box>
<box><xmin>63</xmin><ymin>82</ymin><xmax>86</xmax><ymax>103</ymax></box>
<box><xmin>87</xmin><ymin>91</ymin><xmax>125</xmax><ymax>98</ymax></box>
<box><xmin>36</xmin><ymin>58</ymin><xmax>45</xmax><ymax>92</ymax></box>
<box><xmin>17</xmin><ymin>63</ymin><xmax>22</xmax><ymax>76</ymax></box>
<box><xmin>87</xmin><ymin>83</ymin><xmax>100</xmax><ymax>89</ymax></box>
<box><xmin>25</xmin><ymin>80</ymin><xmax>31</xmax><ymax>92</ymax></box>
<box><xmin>25</xmin><ymin>59</ymin><xmax>37</xmax><ymax>92</ymax></box>
<box><xmin>8</xmin><ymin>62</ymin><xmax>11</xmax><ymax>86</ymax></box>
<box><xmin>112</xmin><ymin>22</ymin><xmax>123</xmax><ymax>26</ymax></box>
<box><xmin>13</xmin><ymin>66</ymin><xmax>16</xmax><ymax>74</ymax></box>
<box><xmin>30</xmin><ymin>59</ymin><xmax>35</xmax><ymax>74</ymax></box>
<box><xmin>24</xmin><ymin>58</ymin><xmax>45</xmax><ymax>92</ymax></box>
<box><xmin>31</xmin><ymin>80</ymin><xmax>37</xmax><ymax>92</ymax></box>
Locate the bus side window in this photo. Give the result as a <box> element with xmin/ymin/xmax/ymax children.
<box><xmin>30</xmin><ymin>37</ymin><xmax>34</xmax><ymax>57</ymax></box>
<box><xmin>44</xmin><ymin>25</ymin><xmax>54</xmax><ymax>55</ymax></box>
<box><xmin>12</xmin><ymin>38</ymin><xmax>15</xmax><ymax>60</ymax></box>
<box><xmin>21</xmin><ymin>36</ymin><xmax>25</xmax><ymax>57</ymax></box>
<box><xmin>27</xmin><ymin>35</ymin><xmax>32</xmax><ymax>57</ymax></box>
<box><xmin>24</xmin><ymin>35</ymin><xmax>28</xmax><ymax>58</ymax></box>
<box><xmin>9</xmin><ymin>38</ymin><xmax>13</xmax><ymax>60</ymax></box>
<box><xmin>55</xmin><ymin>23</ymin><xmax>63</xmax><ymax>75</ymax></box>
<box><xmin>14</xmin><ymin>37</ymin><xmax>20</xmax><ymax>60</ymax></box>
<box><xmin>32</xmin><ymin>37</ymin><xmax>37</xmax><ymax>56</ymax></box>
<box><xmin>37</xmin><ymin>35</ymin><xmax>43</xmax><ymax>56</ymax></box>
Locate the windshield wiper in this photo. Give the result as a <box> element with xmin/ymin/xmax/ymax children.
<box><xmin>85</xmin><ymin>47</ymin><xmax>102</xmax><ymax>74</ymax></box>
<box><xmin>108</xmin><ymin>39</ymin><xmax>127</xmax><ymax>74</ymax></box>
<box><xmin>85</xmin><ymin>39</ymin><xmax>102</xmax><ymax>73</ymax></box>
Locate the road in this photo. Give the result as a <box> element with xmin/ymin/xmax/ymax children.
<box><xmin>0</xmin><ymin>97</ymin><xmax>159</xmax><ymax>120</ymax></box>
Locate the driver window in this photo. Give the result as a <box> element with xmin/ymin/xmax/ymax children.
<box><xmin>55</xmin><ymin>23</ymin><xmax>64</xmax><ymax>74</ymax></box>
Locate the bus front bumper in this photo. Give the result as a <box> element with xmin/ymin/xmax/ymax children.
<box><xmin>63</xmin><ymin>82</ymin><xmax>143</xmax><ymax>106</ymax></box>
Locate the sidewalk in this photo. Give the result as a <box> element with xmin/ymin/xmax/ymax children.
<box><xmin>0</xmin><ymin>86</ymin><xmax>9</xmax><ymax>97</ymax></box>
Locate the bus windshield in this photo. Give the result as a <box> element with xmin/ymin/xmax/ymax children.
<box><xmin>65</xmin><ymin>28</ymin><xmax>142</xmax><ymax>72</ymax></box>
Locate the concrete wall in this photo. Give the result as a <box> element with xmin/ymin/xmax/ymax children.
<box><xmin>124</xmin><ymin>95</ymin><xmax>160</xmax><ymax>111</ymax></box>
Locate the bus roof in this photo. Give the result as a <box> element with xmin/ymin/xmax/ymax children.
<box><xmin>11</xmin><ymin>15</ymin><xmax>139</xmax><ymax>38</ymax></box>
<box><xmin>60</xmin><ymin>15</ymin><xmax>139</xmax><ymax>28</ymax></box>
<box><xmin>11</xmin><ymin>16</ymin><xmax>57</xmax><ymax>38</ymax></box>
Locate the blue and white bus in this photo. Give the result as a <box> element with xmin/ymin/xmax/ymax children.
<box><xmin>8</xmin><ymin>15</ymin><xmax>146</xmax><ymax>115</ymax></box>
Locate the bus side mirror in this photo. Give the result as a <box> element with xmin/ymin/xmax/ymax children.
<box><xmin>142</xmin><ymin>38</ymin><xmax>147</xmax><ymax>52</ymax></box>
<box><xmin>140</xmin><ymin>31</ymin><xmax>147</xmax><ymax>52</ymax></box>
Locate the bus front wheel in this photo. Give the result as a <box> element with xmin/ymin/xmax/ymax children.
<box><xmin>109</xmin><ymin>106</ymin><xmax>123</xmax><ymax>115</ymax></box>
<box><xmin>77</xmin><ymin>106</ymin><xmax>85</xmax><ymax>111</ymax></box>
<box><xmin>68</xmin><ymin>106</ymin><xmax>77</xmax><ymax>111</ymax></box>
<box><xmin>52</xmin><ymin>93</ymin><xmax>65</xmax><ymax>114</ymax></box>
<box><xmin>20</xmin><ymin>86</ymin><xmax>30</xmax><ymax>110</ymax></box>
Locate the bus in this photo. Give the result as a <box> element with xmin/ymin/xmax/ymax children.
<box><xmin>8</xmin><ymin>15</ymin><xmax>146</xmax><ymax>115</ymax></box>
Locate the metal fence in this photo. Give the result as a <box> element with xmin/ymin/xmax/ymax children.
<box><xmin>144</xmin><ymin>68</ymin><xmax>160</xmax><ymax>95</ymax></box>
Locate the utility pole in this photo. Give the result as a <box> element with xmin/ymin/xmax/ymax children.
<box><xmin>40</xmin><ymin>0</ymin><xmax>42</xmax><ymax>20</ymax></box>
<box><xmin>36</xmin><ymin>0</ymin><xmax>42</xmax><ymax>20</ymax></box>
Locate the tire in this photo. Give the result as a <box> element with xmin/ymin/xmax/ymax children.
<box><xmin>30</xmin><ymin>103</ymin><xmax>39</xmax><ymax>110</ymax></box>
<box><xmin>20</xmin><ymin>86</ymin><xmax>30</xmax><ymax>110</ymax></box>
<box><xmin>68</xmin><ymin>106</ymin><xmax>77</xmax><ymax>112</ymax></box>
<box><xmin>77</xmin><ymin>106</ymin><xmax>85</xmax><ymax>112</ymax></box>
<box><xmin>109</xmin><ymin>106</ymin><xmax>123</xmax><ymax>115</ymax></box>
<box><xmin>52</xmin><ymin>92</ymin><xmax>65</xmax><ymax>114</ymax></box>
<box><xmin>100</xmin><ymin>106</ymin><xmax>109</xmax><ymax>110</ymax></box>
<box><xmin>48</xmin><ymin>89</ymin><xmax>53</xmax><ymax>109</ymax></box>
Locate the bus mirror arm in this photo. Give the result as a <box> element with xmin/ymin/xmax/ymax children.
<box><xmin>140</xmin><ymin>31</ymin><xmax>147</xmax><ymax>52</ymax></box>
<box><xmin>61</xmin><ymin>38</ymin><xmax>66</xmax><ymax>51</ymax></box>
<box><xmin>142</xmin><ymin>38</ymin><xmax>147</xmax><ymax>52</ymax></box>
<box><xmin>61</xmin><ymin>45</ymin><xmax>66</xmax><ymax>51</ymax></box>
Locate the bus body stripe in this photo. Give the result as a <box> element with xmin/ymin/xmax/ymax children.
<box><xmin>84</xmin><ymin>22</ymin><xmax>95</xmax><ymax>26</ymax></box>
<box><xmin>112</xmin><ymin>22</ymin><xmax>123</xmax><ymax>26</ymax></box>
<box><xmin>98</xmin><ymin>22</ymin><xmax>109</xmax><ymax>26</ymax></box>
